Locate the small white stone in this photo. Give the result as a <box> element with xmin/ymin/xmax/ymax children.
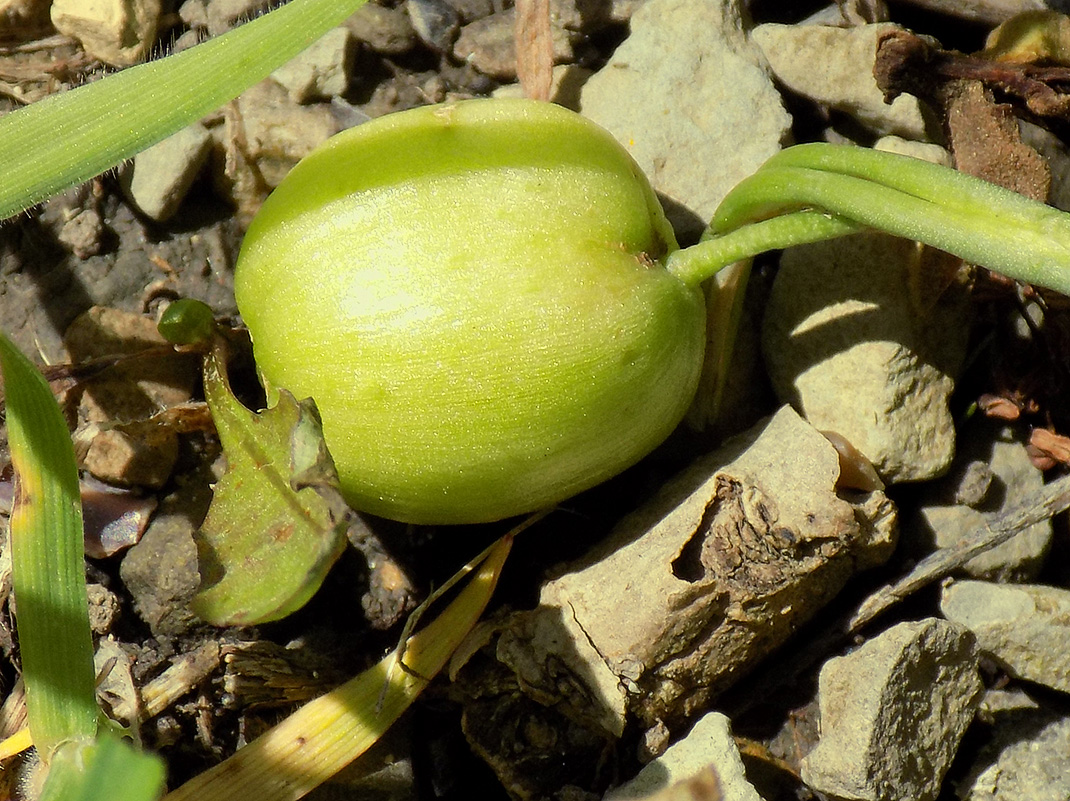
<box><xmin>580</xmin><ymin>0</ymin><xmax>791</xmax><ymax>241</ymax></box>
<box><xmin>752</xmin><ymin>23</ymin><xmax>931</xmax><ymax>140</ymax></box>
<box><xmin>604</xmin><ymin>713</ymin><xmax>762</xmax><ymax>801</ymax></box>
<box><xmin>272</xmin><ymin>27</ymin><xmax>353</xmax><ymax>103</ymax></box>
<box><xmin>51</xmin><ymin>0</ymin><xmax>161</xmax><ymax>66</ymax></box>
<box><xmin>762</xmin><ymin>232</ymin><xmax>971</xmax><ymax>482</ymax></box>
<box><xmin>120</xmin><ymin>123</ymin><xmax>212</xmax><ymax>222</ymax></box>
<box><xmin>942</xmin><ymin>581</ymin><xmax>1070</xmax><ymax>694</ymax></box>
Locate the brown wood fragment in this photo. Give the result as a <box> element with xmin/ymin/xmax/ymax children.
<box><xmin>875</xmin><ymin>27</ymin><xmax>1070</xmax><ymax>142</ymax></box>
<box><xmin>454</xmin><ymin>407</ymin><xmax>897</xmax><ymax>798</ymax></box>
<box><xmin>943</xmin><ymin>79</ymin><xmax>1050</xmax><ymax>202</ymax></box>
<box><xmin>514</xmin><ymin>0</ymin><xmax>553</xmax><ymax>101</ymax></box>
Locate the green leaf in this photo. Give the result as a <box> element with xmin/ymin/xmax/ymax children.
<box><xmin>0</xmin><ymin>0</ymin><xmax>368</xmax><ymax>222</ymax></box>
<box><xmin>37</xmin><ymin>733</ymin><xmax>166</xmax><ymax>801</ymax></box>
<box><xmin>0</xmin><ymin>332</ymin><xmax>98</xmax><ymax>758</ymax></box>
<box><xmin>191</xmin><ymin>344</ymin><xmax>348</xmax><ymax>625</ymax></box>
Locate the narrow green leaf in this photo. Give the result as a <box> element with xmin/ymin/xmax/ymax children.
<box><xmin>37</xmin><ymin>733</ymin><xmax>166</xmax><ymax>801</ymax></box>
<box><xmin>0</xmin><ymin>333</ymin><xmax>98</xmax><ymax>757</ymax></box>
<box><xmin>191</xmin><ymin>344</ymin><xmax>348</xmax><ymax>625</ymax></box>
<box><xmin>0</xmin><ymin>0</ymin><xmax>368</xmax><ymax>221</ymax></box>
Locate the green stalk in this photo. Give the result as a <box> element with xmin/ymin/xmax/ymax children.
<box><xmin>666</xmin><ymin>210</ymin><xmax>861</xmax><ymax>288</ymax></box>
<box><xmin>0</xmin><ymin>333</ymin><xmax>97</xmax><ymax>758</ymax></box>
<box><xmin>666</xmin><ymin>143</ymin><xmax>1070</xmax><ymax>296</ymax></box>
<box><xmin>0</xmin><ymin>0</ymin><xmax>368</xmax><ymax>221</ymax></box>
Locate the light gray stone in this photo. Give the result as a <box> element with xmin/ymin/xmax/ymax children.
<box><xmin>604</xmin><ymin>713</ymin><xmax>762</xmax><ymax>801</ymax></box>
<box><xmin>751</xmin><ymin>23</ymin><xmax>932</xmax><ymax>140</ymax></box>
<box><xmin>874</xmin><ymin>136</ymin><xmax>952</xmax><ymax>166</ymax></box>
<box><xmin>762</xmin><ymin>232</ymin><xmax>971</xmax><ymax>483</ymax></box>
<box><xmin>408</xmin><ymin>0</ymin><xmax>460</xmax><ymax>52</ymax></box>
<box><xmin>51</xmin><ymin>0</ymin><xmax>161</xmax><ymax>66</ymax></box>
<box><xmin>910</xmin><ymin>426</ymin><xmax>1052</xmax><ymax>580</ymax></box>
<box><xmin>580</xmin><ymin>0</ymin><xmax>790</xmax><ymax>241</ymax></box>
<box><xmin>120</xmin><ymin>123</ymin><xmax>213</xmax><ymax>222</ymax></box>
<box><xmin>454</xmin><ymin>8</ymin><xmax>572</xmax><ymax>80</ymax></box>
<box><xmin>941</xmin><ymin>581</ymin><xmax>1070</xmax><ymax>694</ymax></box>
<box><xmin>958</xmin><ymin>692</ymin><xmax>1070</xmax><ymax>801</ymax></box>
<box><xmin>801</xmin><ymin>618</ymin><xmax>982</xmax><ymax>801</ymax></box>
<box><xmin>272</xmin><ymin>26</ymin><xmax>353</xmax><ymax>103</ymax></box>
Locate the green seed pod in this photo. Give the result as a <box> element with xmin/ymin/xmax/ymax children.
<box><xmin>234</xmin><ymin>99</ymin><xmax>705</xmax><ymax>524</ymax></box>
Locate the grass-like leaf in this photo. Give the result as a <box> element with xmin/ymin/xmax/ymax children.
<box><xmin>37</xmin><ymin>733</ymin><xmax>166</xmax><ymax>801</ymax></box>
<box><xmin>0</xmin><ymin>0</ymin><xmax>368</xmax><ymax>221</ymax></box>
<box><xmin>0</xmin><ymin>332</ymin><xmax>98</xmax><ymax>759</ymax></box>
<box><xmin>668</xmin><ymin>143</ymin><xmax>1070</xmax><ymax>296</ymax></box>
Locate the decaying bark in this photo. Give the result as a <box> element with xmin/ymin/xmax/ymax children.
<box><xmin>453</xmin><ymin>406</ymin><xmax>897</xmax><ymax>798</ymax></box>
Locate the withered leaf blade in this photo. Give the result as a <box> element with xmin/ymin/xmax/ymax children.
<box><xmin>192</xmin><ymin>345</ymin><xmax>348</xmax><ymax>626</ymax></box>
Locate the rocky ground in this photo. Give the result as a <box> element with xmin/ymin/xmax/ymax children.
<box><xmin>3</xmin><ymin>0</ymin><xmax>1070</xmax><ymax>799</ymax></box>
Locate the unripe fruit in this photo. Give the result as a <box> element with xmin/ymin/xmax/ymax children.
<box><xmin>234</xmin><ymin>99</ymin><xmax>705</xmax><ymax>524</ymax></box>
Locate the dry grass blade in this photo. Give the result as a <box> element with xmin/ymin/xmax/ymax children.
<box><xmin>163</xmin><ymin>533</ymin><xmax>513</xmax><ymax>801</ymax></box>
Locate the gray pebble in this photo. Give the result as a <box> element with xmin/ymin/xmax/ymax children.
<box><xmin>802</xmin><ymin>618</ymin><xmax>982</xmax><ymax>801</ymax></box>
<box><xmin>344</xmin><ymin>3</ymin><xmax>418</xmax><ymax>55</ymax></box>
<box><xmin>408</xmin><ymin>0</ymin><xmax>461</xmax><ymax>53</ymax></box>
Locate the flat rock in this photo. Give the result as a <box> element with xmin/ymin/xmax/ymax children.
<box><xmin>941</xmin><ymin>581</ymin><xmax>1070</xmax><ymax>694</ymax></box>
<box><xmin>909</xmin><ymin>424</ymin><xmax>1051</xmax><ymax>580</ymax></box>
<box><xmin>751</xmin><ymin>22</ymin><xmax>932</xmax><ymax>140</ymax></box>
<box><xmin>120</xmin><ymin>123</ymin><xmax>213</xmax><ymax>222</ymax></box>
<box><xmin>762</xmin><ymin>232</ymin><xmax>972</xmax><ymax>483</ymax></box>
<box><xmin>51</xmin><ymin>0</ymin><xmax>161</xmax><ymax>66</ymax></box>
<box><xmin>604</xmin><ymin>713</ymin><xmax>761</xmax><ymax>801</ymax></box>
<box><xmin>801</xmin><ymin>618</ymin><xmax>982</xmax><ymax>801</ymax></box>
<box><xmin>272</xmin><ymin>26</ymin><xmax>352</xmax><ymax>103</ymax></box>
<box><xmin>580</xmin><ymin>0</ymin><xmax>790</xmax><ymax>241</ymax></box>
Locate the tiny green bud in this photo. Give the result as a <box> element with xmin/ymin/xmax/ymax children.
<box><xmin>158</xmin><ymin>298</ymin><xmax>216</xmax><ymax>345</ymax></box>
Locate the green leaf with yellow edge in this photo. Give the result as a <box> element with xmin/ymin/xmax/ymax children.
<box><xmin>166</xmin><ymin>534</ymin><xmax>513</xmax><ymax>801</ymax></box>
<box><xmin>192</xmin><ymin>343</ymin><xmax>348</xmax><ymax>625</ymax></box>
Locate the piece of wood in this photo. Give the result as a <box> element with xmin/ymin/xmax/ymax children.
<box><xmin>456</xmin><ymin>407</ymin><xmax>898</xmax><ymax>797</ymax></box>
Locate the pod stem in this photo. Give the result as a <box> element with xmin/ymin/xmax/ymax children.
<box><xmin>665</xmin><ymin>142</ymin><xmax>1070</xmax><ymax>294</ymax></box>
